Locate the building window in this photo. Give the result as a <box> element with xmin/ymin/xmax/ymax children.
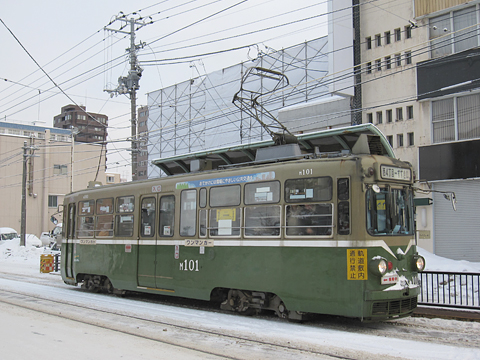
<box><xmin>395</xmin><ymin>28</ymin><xmax>401</xmax><ymax>41</ymax></box>
<box><xmin>432</xmin><ymin>93</ymin><xmax>480</xmax><ymax>143</ymax></box>
<box><xmin>385</xmin><ymin>31</ymin><xmax>391</xmax><ymax>44</ymax></box>
<box><xmin>387</xmin><ymin>135</ymin><xmax>393</xmax><ymax>147</ymax></box>
<box><xmin>48</xmin><ymin>195</ymin><xmax>58</xmax><ymax>208</ymax></box>
<box><xmin>405</xmin><ymin>25</ymin><xmax>412</xmax><ymax>39</ymax></box>
<box><xmin>397</xmin><ymin>134</ymin><xmax>404</xmax><ymax>147</ymax></box>
<box><xmin>405</xmin><ymin>51</ymin><xmax>412</xmax><ymax>65</ymax></box>
<box><xmin>396</xmin><ymin>107</ymin><xmax>403</xmax><ymax>121</ymax></box>
<box><xmin>375</xmin><ymin>34</ymin><xmax>381</xmax><ymax>47</ymax></box>
<box><xmin>430</xmin><ymin>6</ymin><xmax>478</xmax><ymax>58</ymax></box>
<box><xmin>376</xmin><ymin>59</ymin><xmax>382</xmax><ymax>71</ymax></box>
<box><xmin>107</xmin><ymin>176</ymin><xmax>115</xmax><ymax>183</ymax></box>
<box><xmin>386</xmin><ymin>109</ymin><xmax>393</xmax><ymax>123</ymax></box>
<box><xmin>408</xmin><ymin>132</ymin><xmax>414</xmax><ymax>146</ymax></box>
<box><xmin>366</xmin><ymin>62</ymin><xmax>372</xmax><ymax>74</ymax></box>
<box><xmin>367</xmin><ymin>113</ymin><xmax>373</xmax><ymax>123</ymax></box>
<box><xmin>432</xmin><ymin>98</ymin><xmax>455</xmax><ymax>143</ymax></box>
<box><xmin>407</xmin><ymin>105</ymin><xmax>414</xmax><ymax>119</ymax></box>
<box><xmin>366</xmin><ymin>36</ymin><xmax>372</xmax><ymax>50</ymax></box>
<box><xmin>385</xmin><ymin>56</ymin><xmax>391</xmax><ymax>69</ymax></box>
<box><xmin>53</xmin><ymin>164</ymin><xmax>68</xmax><ymax>175</ymax></box>
<box><xmin>376</xmin><ymin>111</ymin><xmax>383</xmax><ymax>124</ymax></box>
<box><xmin>395</xmin><ymin>53</ymin><xmax>402</xmax><ymax>67</ymax></box>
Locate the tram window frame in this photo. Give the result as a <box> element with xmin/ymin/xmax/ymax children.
<box><xmin>337</xmin><ymin>178</ymin><xmax>350</xmax><ymax>235</ymax></box>
<box><xmin>199</xmin><ymin>209</ymin><xmax>207</xmax><ymax>237</ymax></box>
<box><xmin>244</xmin><ymin>205</ymin><xmax>281</xmax><ymax>237</ymax></box>
<box><xmin>244</xmin><ymin>181</ymin><xmax>280</xmax><ymax>205</ymax></box>
<box><xmin>159</xmin><ymin>195</ymin><xmax>175</xmax><ymax>237</ymax></box>
<box><xmin>285</xmin><ymin>177</ymin><xmax>333</xmax><ymax>203</ymax></box>
<box><xmin>67</xmin><ymin>203</ymin><xmax>76</xmax><ymax>239</ymax></box>
<box><xmin>95</xmin><ymin>198</ymin><xmax>114</xmax><ymax>237</ymax></box>
<box><xmin>115</xmin><ymin>214</ymin><xmax>134</xmax><ymax>237</ymax></box>
<box><xmin>180</xmin><ymin>189</ymin><xmax>197</xmax><ymax>237</ymax></box>
<box><xmin>77</xmin><ymin>200</ymin><xmax>94</xmax><ymax>237</ymax></box>
<box><xmin>199</xmin><ymin>188</ymin><xmax>207</xmax><ymax>208</ymax></box>
<box><xmin>210</xmin><ymin>184</ymin><xmax>241</xmax><ymax>207</ymax></box>
<box><xmin>115</xmin><ymin>195</ymin><xmax>134</xmax><ymax>237</ymax></box>
<box><xmin>117</xmin><ymin>195</ymin><xmax>135</xmax><ymax>213</ymax></box>
<box><xmin>209</xmin><ymin>207</ymin><xmax>241</xmax><ymax>237</ymax></box>
<box><xmin>141</xmin><ymin>197</ymin><xmax>156</xmax><ymax>237</ymax></box>
<box><xmin>285</xmin><ymin>203</ymin><xmax>333</xmax><ymax>237</ymax></box>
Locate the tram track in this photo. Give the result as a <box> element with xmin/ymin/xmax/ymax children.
<box><xmin>0</xmin><ymin>286</ymin><xmax>358</xmax><ymax>360</ymax></box>
<box><xmin>1</xmin><ymin>270</ymin><xmax>479</xmax><ymax>358</ymax></box>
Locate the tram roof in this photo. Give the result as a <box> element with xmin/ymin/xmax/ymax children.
<box><xmin>151</xmin><ymin>124</ymin><xmax>395</xmax><ymax>176</ymax></box>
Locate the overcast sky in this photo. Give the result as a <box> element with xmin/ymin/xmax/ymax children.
<box><xmin>0</xmin><ymin>0</ymin><xmax>328</xmax><ymax>179</ymax></box>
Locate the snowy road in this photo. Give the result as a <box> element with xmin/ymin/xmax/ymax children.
<box><xmin>0</xmin><ymin>268</ymin><xmax>479</xmax><ymax>360</ymax></box>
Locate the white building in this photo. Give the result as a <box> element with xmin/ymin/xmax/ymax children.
<box><xmin>361</xmin><ymin>0</ymin><xmax>480</xmax><ymax>261</ymax></box>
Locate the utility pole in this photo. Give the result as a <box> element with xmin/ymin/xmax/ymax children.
<box><xmin>104</xmin><ymin>14</ymin><xmax>151</xmax><ymax>180</ymax></box>
<box><xmin>20</xmin><ymin>141</ymin><xmax>38</xmax><ymax>246</ymax></box>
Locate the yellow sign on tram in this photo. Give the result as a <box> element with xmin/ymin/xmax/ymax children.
<box><xmin>347</xmin><ymin>249</ymin><xmax>368</xmax><ymax>280</ymax></box>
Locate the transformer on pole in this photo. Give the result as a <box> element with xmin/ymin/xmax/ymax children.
<box><xmin>104</xmin><ymin>14</ymin><xmax>151</xmax><ymax>180</ymax></box>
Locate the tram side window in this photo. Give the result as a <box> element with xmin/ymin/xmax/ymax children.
<box><xmin>96</xmin><ymin>198</ymin><xmax>114</xmax><ymax>237</ymax></box>
<box><xmin>244</xmin><ymin>181</ymin><xmax>280</xmax><ymax>236</ymax></box>
<box><xmin>244</xmin><ymin>181</ymin><xmax>280</xmax><ymax>205</ymax></box>
<box><xmin>180</xmin><ymin>190</ymin><xmax>196</xmax><ymax>237</ymax></box>
<box><xmin>245</xmin><ymin>206</ymin><xmax>281</xmax><ymax>236</ymax></box>
<box><xmin>199</xmin><ymin>188</ymin><xmax>207</xmax><ymax>208</ymax></box>
<box><xmin>159</xmin><ymin>195</ymin><xmax>175</xmax><ymax>237</ymax></box>
<box><xmin>141</xmin><ymin>197</ymin><xmax>156</xmax><ymax>237</ymax></box>
<box><xmin>77</xmin><ymin>200</ymin><xmax>94</xmax><ymax>237</ymax></box>
<box><xmin>286</xmin><ymin>204</ymin><xmax>333</xmax><ymax>236</ymax></box>
<box><xmin>116</xmin><ymin>196</ymin><xmax>134</xmax><ymax>237</ymax></box>
<box><xmin>67</xmin><ymin>203</ymin><xmax>76</xmax><ymax>239</ymax></box>
<box><xmin>285</xmin><ymin>177</ymin><xmax>333</xmax><ymax>202</ymax></box>
<box><xmin>337</xmin><ymin>178</ymin><xmax>350</xmax><ymax>235</ymax></box>
<box><xmin>209</xmin><ymin>185</ymin><xmax>241</xmax><ymax>237</ymax></box>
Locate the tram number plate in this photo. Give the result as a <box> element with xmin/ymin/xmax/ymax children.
<box><xmin>381</xmin><ymin>274</ymin><xmax>399</xmax><ymax>285</ymax></box>
<box><xmin>380</xmin><ymin>166</ymin><xmax>411</xmax><ymax>181</ymax></box>
<box><xmin>185</xmin><ymin>239</ymin><xmax>214</xmax><ymax>247</ymax></box>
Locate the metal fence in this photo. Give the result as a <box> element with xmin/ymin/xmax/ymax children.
<box><xmin>419</xmin><ymin>271</ymin><xmax>480</xmax><ymax>310</ymax></box>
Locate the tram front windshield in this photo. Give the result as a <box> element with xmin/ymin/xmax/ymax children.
<box><xmin>366</xmin><ymin>187</ymin><xmax>414</xmax><ymax>236</ymax></box>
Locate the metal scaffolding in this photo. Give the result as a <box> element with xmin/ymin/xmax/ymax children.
<box><xmin>147</xmin><ymin>37</ymin><xmax>330</xmax><ymax>178</ymax></box>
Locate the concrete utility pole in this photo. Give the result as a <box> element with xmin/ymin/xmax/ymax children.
<box><xmin>20</xmin><ymin>141</ymin><xmax>38</xmax><ymax>246</ymax></box>
<box><xmin>104</xmin><ymin>14</ymin><xmax>151</xmax><ymax>180</ymax></box>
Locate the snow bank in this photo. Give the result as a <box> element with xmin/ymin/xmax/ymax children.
<box><xmin>418</xmin><ymin>247</ymin><xmax>480</xmax><ymax>272</ymax></box>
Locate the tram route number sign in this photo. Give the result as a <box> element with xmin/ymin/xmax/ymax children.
<box><xmin>347</xmin><ymin>249</ymin><xmax>368</xmax><ymax>280</ymax></box>
<box><xmin>380</xmin><ymin>165</ymin><xmax>411</xmax><ymax>181</ymax></box>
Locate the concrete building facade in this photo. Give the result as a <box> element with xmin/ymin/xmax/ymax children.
<box><xmin>360</xmin><ymin>0</ymin><xmax>480</xmax><ymax>261</ymax></box>
<box><xmin>0</xmin><ymin>122</ymin><xmax>107</xmax><ymax>238</ymax></box>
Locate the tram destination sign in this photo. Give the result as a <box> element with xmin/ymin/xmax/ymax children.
<box><xmin>380</xmin><ymin>165</ymin><xmax>411</xmax><ymax>181</ymax></box>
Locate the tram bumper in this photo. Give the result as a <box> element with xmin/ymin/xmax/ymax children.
<box><xmin>364</xmin><ymin>285</ymin><xmax>421</xmax><ymax>320</ymax></box>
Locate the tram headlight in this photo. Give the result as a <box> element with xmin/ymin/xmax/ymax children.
<box><xmin>413</xmin><ymin>255</ymin><xmax>425</xmax><ymax>272</ymax></box>
<box><xmin>369</xmin><ymin>258</ymin><xmax>388</xmax><ymax>276</ymax></box>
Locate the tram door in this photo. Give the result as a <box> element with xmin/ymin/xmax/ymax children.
<box><xmin>137</xmin><ymin>195</ymin><xmax>157</xmax><ymax>288</ymax></box>
<box><xmin>155</xmin><ymin>194</ymin><xmax>175</xmax><ymax>289</ymax></box>
<box><xmin>64</xmin><ymin>203</ymin><xmax>76</xmax><ymax>279</ymax></box>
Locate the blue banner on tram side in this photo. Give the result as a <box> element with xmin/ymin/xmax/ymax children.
<box><xmin>176</xmin><ymin>171</ymin><xmax>275</xmax><ymax>189</ymax></box>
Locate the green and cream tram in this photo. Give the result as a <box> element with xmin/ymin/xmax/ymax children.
<box><xmin>61</xmin><ymin>124</ymin><xmax>425</xmax><ymax>321</ymax></box>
